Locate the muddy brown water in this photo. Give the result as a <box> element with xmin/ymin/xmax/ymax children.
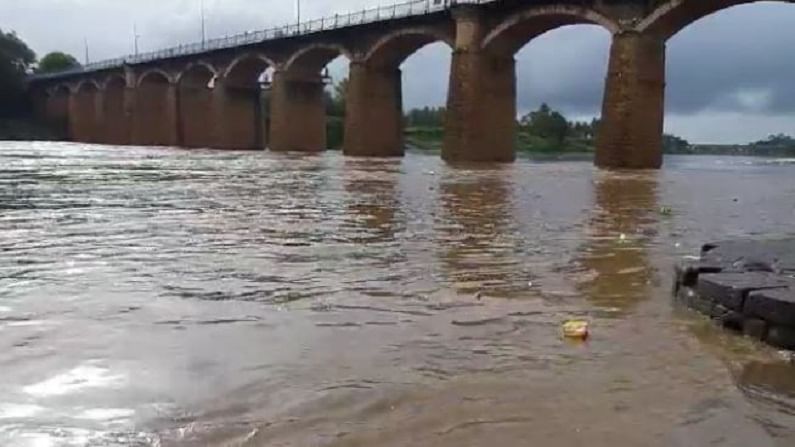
<box><xmin>1</xmin><ymin>142</ymin><xmax>794</xmax><ymax>446</ymax></box>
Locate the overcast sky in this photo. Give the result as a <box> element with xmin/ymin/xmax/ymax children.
<box><xmin>5</xmin><ymin>0</ymin><xmax>795</xmax><ymax>143</ymax></box>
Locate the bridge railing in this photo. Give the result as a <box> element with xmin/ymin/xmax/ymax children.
<box><xmin>31</xmin><ymin>0</ymin><xmax>496</xmax><ymax>81</ymax></box>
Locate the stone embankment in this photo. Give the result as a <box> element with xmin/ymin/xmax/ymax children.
<box><xmin>674</xmin><ymin>239</ymin><xmax>795</xmax><ymax>350</ymax></box>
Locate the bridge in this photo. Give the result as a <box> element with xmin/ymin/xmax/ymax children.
<box><xmin>27</xmin><ymin>0</ymin><xmax>788</xmax><ymax>169</ymax></box>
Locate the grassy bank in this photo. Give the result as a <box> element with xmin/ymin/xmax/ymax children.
<box><xmin>405</xmin><ymin>125</ymin><xmax>595</xmax><ymax>154</ymax></box>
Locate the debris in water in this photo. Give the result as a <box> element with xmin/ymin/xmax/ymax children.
<box><xmin>562</xmin><ymin>320</ymin><xmax>590</xmax><ymax>340</ymax></box>
<box><xmin>659</xmin><ymin>206</ymin><xmax>673</xmax><ymax>216</ymax></box>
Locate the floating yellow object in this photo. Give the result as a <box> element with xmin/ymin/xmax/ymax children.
<box><xmin>562</xmin><ymin>320</ymin><xmax>590</xmax><ymax>340</ymax></box>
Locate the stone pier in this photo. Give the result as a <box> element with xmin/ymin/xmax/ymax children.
<box><xmin>269</xmin><ymin>70</ymin><xmax>326</xmax><ymax>152</ymax></box>
<box><xmin>344</xmin><ymin>62</ymin><xmax>404</xmax><ymax>157</ymax></box>
<box><xmin>596</xmin><ymin>32</ymin><xmax>666</xmax><ymax>169</ymax></box>
<box><xmin>443</xmin><ymin>7</ymin><xmax>516</xmax><ymax>163</ymax></box>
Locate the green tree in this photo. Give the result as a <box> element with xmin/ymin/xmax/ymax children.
<box><xmin>405</xmin><ymin>106</ymin><xmax>446</xmax><ymax>127</ymax></box>
<box><xmin>662</xmin><ymin>134</ymin><xmax>691</xmax><ymax>154</ymax></box>
<box><xmin>0</xmin><ymin>29</ymin><xmax>36</xmax><ymax>118</ymax></box>
<box><xmin>37</xmin><ymin>51</ymin><xmax>80</xmax><ymax>74</ymax></box>
<box><xmin>520</xmin><ymin>103</ymin><xmax>569</xmax><ymax>145</ymax></box>
<box><xmin>325</xmin><ymin>77</ymin><xmax>348</xmax><ymax>117</ymax></box>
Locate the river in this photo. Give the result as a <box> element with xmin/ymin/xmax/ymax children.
<box><xmin>1</xmin><ymin>141</ymin><xmax>794</xmax><ymax>446</ymax></box>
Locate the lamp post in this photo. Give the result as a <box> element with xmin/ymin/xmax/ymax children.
<box><xmin>296</xmin><ymin>0</ymin><xmax>301</xmax><ymax>26</ymax></box>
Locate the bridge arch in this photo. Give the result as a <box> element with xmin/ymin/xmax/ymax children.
<box><xmin>177</xmin><ymin>62</ymin><xmax>217</xmax><ymax>148</ymax></box>
<box><xmin>638</xmin><ymin>0</ymin><xmax>795</xmax><ymax>40</ymax></box>
<box><xmin>482</xmin><ymin>5</ymin><xmax>619</xmax><ymax>58</ymax></box>
<box><xmin>102</xmin><ymin>74</ymin><xmax>127</xmax><ymax>91</ymax></box>
<box><xmin>136</xmin><ymin>69</ymin><xmax>174</xmax><ymax>87</ymax></box>
<box><xmin>222</xmin><ymin>53</ymin><xmax>274</xmax><ymax>83</ymax></box>
<box><xmin>283</xmin><ymin>43</ymin><xmax>352</xmax><ymax>74</ymax></box>
<box><xmin>363</xmin><ymin>27</ymin><xmax>454</xmax><ymax>69</ymax></box>
<box><xmin>176</xmin><ymin>61</ymin><xmax>218</xmax><ymax>84</ymax></box>
<box><xmin>75</xmin><ymin>79</ymin><xmax>101</xmax><ymax>93</ymax></box>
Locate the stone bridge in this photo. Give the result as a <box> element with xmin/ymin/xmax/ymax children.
<box><xmin>28</xmin><ymin>0</ymin><xmax>793</xmax><ymax>169</ymax></box>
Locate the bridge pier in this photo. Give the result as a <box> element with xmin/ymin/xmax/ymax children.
<box><xmin>344</xmin><ymin>62</ymin><xmax>404</xmax><ymax>157</ymax></box>
<box><xmin>132</xmin><ymin>77</ymin><xmax>179</xmax><ymax>147</ymax></box>
<box><xmin>46</xmin><ymin>89</ymin><xmax>71</xmax><ymax>139</ymax></box>
<box><xmin>177</xmin><ymin>78</ymin><xmax>216</xmax><ymax>149</ymax></box>
<box><xmin>212</xmin><ymin>79</ymin><xmax>265</xmax><ymax>150</ymax></box>
<box><xmin>69</xmin><ymin>87</ymin><xmax>102</xmax><ymax>143</ymax></box>
<box><xmin>596</xmin><ymin>31</ymin><xmax>666</xmax><ymax>169</ymax></box>
<box><xmin>443</xmin><ymin>7</ymin><xmax>516</xmax><ymax>163</ymax></box>
<box><xmin>102</xmin><ymin>81</ymin><xmax>132</xmax><ymax>145</ymax></box>
<box><xmin>269</xmin><ymin>70</ymin><xmax>326</xmax><ymax>152</ymax></box>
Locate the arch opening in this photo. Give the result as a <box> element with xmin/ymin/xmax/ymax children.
<box><xmin>177</xmin><ymin>64</ymin><xmax>216</xmax><ymax>148</ymax></box>
<box><xmin>512</xmin><ymin>24</ymin><xmax>611</xmax><ymax>156</ymax></box>
<box><xmin>323</xmin><ymin>54</ymin><xmax>350</xmax><ymax>150</ymax></box>
<box><xmin>639</xmin><ymin>0</ymin><xmax>794</xmax><ymax>40</ymax></box>
<box><xmin>138</xmin><ymin>70</ymin><xmax>171</xmax><ymax>87</ymax></box>
<box><xmin>364</xmin><ymin>29</ymin><xmax>454</xmax><ymax>70</ymax></box>
<box><xmin>482</xmin><ymin>7</ymin><xmax>618</xmax><ymax>59</ymax></box>
<box><xmin>397</xmin><ymin>40</ymin><xmax>453</xmax><ymax>154</ymax></box>
<box><xmin>284</xmin><ymin>44</ymin><xmax>350</xmax><ymax>76</ymax></box>
<box><xmin>220</xmin><ymin>54</ymin><xmax>273</xmax><ymax>149</ymax></box>
<box><xmin>662</xmin><ymin>1</ymin><xmax>795</xmax><ymax>147</ymax></box>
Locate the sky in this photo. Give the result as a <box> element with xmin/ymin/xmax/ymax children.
<box><xmin>4</xmin><ymin>0</ymin><xmax>795</xmax><ymax>144</ymax></box>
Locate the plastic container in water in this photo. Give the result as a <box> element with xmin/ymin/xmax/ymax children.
<box><xmin>562</xmin><ymin>320</ymin><xmax>590</xmax><ymax>340</ymax></box>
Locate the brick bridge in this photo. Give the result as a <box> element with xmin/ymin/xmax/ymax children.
<box><xmin>28</xmin><ymin>0</ymin><xmax>789</xmax><ymax>169</ymax></box>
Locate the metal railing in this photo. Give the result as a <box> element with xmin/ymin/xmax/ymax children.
<box><xmin>32</xmin><ymin>0</ymin><xmax>496</xmax><ymax>81</ymax></box>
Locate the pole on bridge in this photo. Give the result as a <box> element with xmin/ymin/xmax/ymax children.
<box><xmin>201</xmin><ymin>0</ymin><xmax>207</xmax><ymax>49</ymax></box>
<box><xmin>133</xmin><ymin>24</ymin><xmax>140</xmax><ymax>56</ymax></box>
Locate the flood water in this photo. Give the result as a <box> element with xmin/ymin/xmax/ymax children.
<box><xmin>1</xmin><ymin>141</ymin><xmax>794</xmax><ymax>446</ymax></box>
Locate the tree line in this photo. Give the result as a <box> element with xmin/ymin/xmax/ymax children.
<box><xmin>1</xmin><ymin>30</ymin><xmax>80</xmax><ymax>114</ymax></box>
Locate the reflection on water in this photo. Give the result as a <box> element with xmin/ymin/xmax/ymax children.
<box><xmin>576</xmin><ymin>172</ymin><xmax>660</xmax><ymax>313</ymax></box>
<box><xmin>341</xmin><ymin>159</ymin><xmax>402</xmax><ymax>244</ymax></box>
<box><xmin>0</xmin><ymin>142</ymin><xmax>794</xmax><ymax>446</ymax></box>
<box><xmin>436</xmin><ymin>166</ymin><xmax>519</xmax><ymax>295</ymax></box>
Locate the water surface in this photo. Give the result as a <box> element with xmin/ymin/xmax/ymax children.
<box><xmin>1</xmin><ymin>142</ymin><xmax>794</xmax><ymax>446</ymax></box>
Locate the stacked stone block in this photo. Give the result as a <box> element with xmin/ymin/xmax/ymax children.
<box><xmin>674</xmin><ymin>239</ymin><xmax>795</xmax><ymax>350</ymax></box>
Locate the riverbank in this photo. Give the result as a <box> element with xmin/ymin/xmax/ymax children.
<box><xmin>404</xmin><ymin>125</ymin><xmax>795</xmax><ymax>158</ymax></box>
<box><xmin>0</xmin><ymin>119</ymin><xmax>62</xmax><ymax>141</ymax></box>
<box><xmin>405</xmin><ymin>125</ymin><xmax>593</xmax><ymax>154</ymax></box>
